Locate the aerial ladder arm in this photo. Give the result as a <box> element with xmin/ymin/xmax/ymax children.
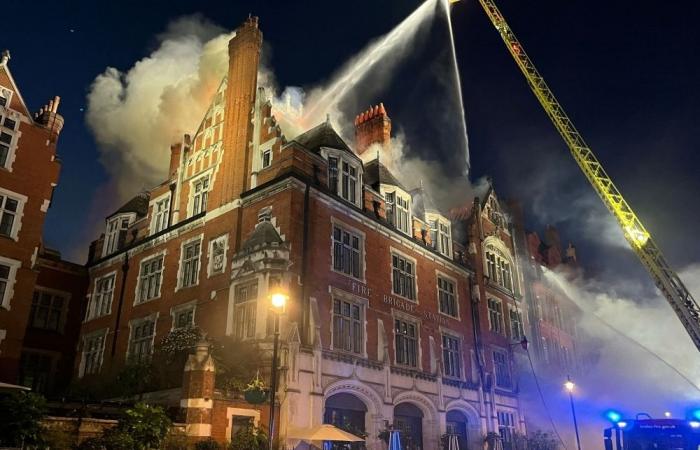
<box><xmin>468</xmin><ymin>0</ymin><xmax>700</xmax><ymax>350</ymax></box>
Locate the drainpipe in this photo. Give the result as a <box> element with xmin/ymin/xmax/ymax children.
<box><xmin>111</xmin><ymin>253</ymin><xmax>130</xmax><ymax>357</ymax></box>
<box><xmin>300</xmin><ymin>182</ymin><xmax>311</xmax><ymax>346</ymax></box>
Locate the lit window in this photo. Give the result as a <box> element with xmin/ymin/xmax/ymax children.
<box><xmin>262</xmin><ymin>149</ymin><xmax>271</xmax><ymax>168</ymax></box>
<box><xmin>192</xmin><ymin>176</ymin><xmax>210</xmax><ymax>216</ymax></box>
<box><xmin>0</xmin><ymin>195</ymin><xmax>18</xmax><ymax>237</ymax></box>
<box><xmin>332</xmin><ymin>225</ymin><xmax>362</xmax><ymax>279</ymax></box>
<box><xmin>103</xmin><ymin>215</ymin><xmax>131</xmax><ymax>256</ymax></box>
<box><xmin>30</xmin><ymin>291</ymin><xmax>66</xmax><ymax>331</ymax></box>
<box><xmin>332</xmin><ymin>298</ymin><xmax>363</xmax><ymax>354</ymax></box>
<box><xmin>438</xmin><ymin>277</ymin><xmax>457</xmax><ymax>318</ymax></box>
<box><xmin>173</xmin><ymin>307</ymin><xmax>195</xmax><ymax>329</ymax></box>
<box><xmin>136</xmin><ymin>255</ymin><xmax>164</xmax><ymax>303</ymax></box>
<box><xmin>233</xmin><ymin>281</ymin><xmax>257</xmax><ymax>340</ymax></box>
<box><xmin>88</xmin><ymin>274</ymin><xmax>115</xmax><ymax>320</ymax></box>
<box><xmin>81</xmin><ymin>330</ymin><xmax>106</xmax><ymax>377</ymax></box>
<box><xmin>493</xmin><ymin>350</ymin><xmax>512</xmax><ymax>389</ymax></box>
<box><xmin>509</xmin><ymin>309</ymin><xmax>523</xmax><ymax>341</ymax></box>
<box><xmin>395</xmin><ymin>318</ymin><xmax>418</xmax><ymax>367</ymax></box>
<box><xmin>392</xmin><ymin>254</ymin><xmax>416</xmax><ymax>301</ymax></box>
<box><xmin>487</xmin><ymin>298</ymin><xmax>504</xmax><ymax>334</ymax></box>
<box><xmin>442</xmin><ymin>334</ymin><xmax>461</xmax><ymax>378</ymax></box>
<box><xmin>151</xmin><ymin>196</ymin><xmax>170</xmax><ymax>233</ymax></box>
<box><xmin>180</xmin><ymin>240</ymin><xmax>201</xmax><ymax>288</ymax></box>
<box><xmin>128</xmin><ymin>318</ymin><xmax>156</xmax><ymax>363</ymax></box>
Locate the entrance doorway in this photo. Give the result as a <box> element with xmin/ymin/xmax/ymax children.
<box><xmin>446</xmin><ymin>410</ymin><xmax>468</xmax><ymax>449</ymax></box>
<box><xmin>394</xmin><ymin>403</ymin><xmax>423</xmax><ymax>450</ymax></box>
<box><xmin>324</xmin><ymin>393</ymin><xmax>367</xmax><ymax>450</ymax></box>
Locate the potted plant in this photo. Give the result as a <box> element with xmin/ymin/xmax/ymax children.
<box><xmin>243</xmin><ymin>372</ymin><xmax>268</xmax><ymax>405</ymax></box>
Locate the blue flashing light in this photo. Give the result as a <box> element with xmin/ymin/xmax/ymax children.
<box><xmin>617</xmin><ymin>421</ymin><xmax>628</xmax><ymax>428</ymax></box>
<box><xmin>606</xmin><ymin>411</ymin><xmax>622</xmax><ymax>423</ymax></box>
<box><xmin>690</xmin><ymin>421</ymin><xmax>700</xmax><ymax>429</ymax></box>
<box><xmin>692</xmin><ymin>410</ymin><xmax>700</xmax><ymax>421</ymax></box>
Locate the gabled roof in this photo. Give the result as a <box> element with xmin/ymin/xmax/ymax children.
<box><xmin>241</xmin><ymin>222</ymin><xmax>284</xmax><ymax>251</ymax></box>
<box><xmin>107</xmin><ymin>192</ymin><xmax>150</xmax><ymax>220</ymax></box>
<box><xmin>363</xmin><ymin>158</ymin><xmax>406</xmax><ymax>191</ymax></box>
<box><xmin>0</xmin><ymin>52</ymin><xmax>33</xmax><ymax>118</ymax></box>
<box><xmin>292</xmin><ymin>120</ymin><xmax>353</xmax><ymax>154</ymax></box>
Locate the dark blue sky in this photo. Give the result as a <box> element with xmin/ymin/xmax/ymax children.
<box><xmin>3</xmin><ymin>0</ymin><xmax>699</xmax><ymax>292</ymax></box>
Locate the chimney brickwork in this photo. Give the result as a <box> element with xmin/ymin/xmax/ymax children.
<box><xmin>354</xmin><ymin>103</ymin><xmax>391</xmax><ymax>156</ymax></box>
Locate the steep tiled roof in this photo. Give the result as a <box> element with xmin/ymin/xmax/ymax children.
<box><xmin>411</xmin><ymin>186</ymin><xmax>441</xmax><ymax>219</ymax></box>
<box><xmin>363</xmin><ymin>159</ymin><xmax>406</xmax><ymax>191</ymax></box>
<box><xmin>292</xmin><ymin>120</ymin><xmax>352</xmax><ymax>154</ymax></box>
<box><xmin>107</xmin><ymin>192</ymin><xmax>150</xmax><ymax>219</ymax></box>
<box><xmin>240</xmin><ymin>222</ymin><xmax>284</xmax><ymax>251</ymax></box>
<box><xmin>448</xmin><ymin>203</ymin><xmax>474</xmax><ymax>222</ymax></box>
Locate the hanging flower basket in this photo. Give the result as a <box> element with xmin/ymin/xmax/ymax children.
<box><xmin>243</xmin><ymin>372</ymin><xmax>268</xmax><ymax>405</ymax></box>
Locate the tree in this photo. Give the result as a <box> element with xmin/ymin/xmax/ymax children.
<box><xmin>229</xmin><ymin>425</ymin><xmax>267</xmax><ymax>450</ymax></box>
<box><xmin>0</xmin><ymin>391</ymin><xmax>48</xmax><ymax>447</ymax></box>
<box><xmin>119</xmin><ymin>402</ymin><xmax>171</xmax><ymax>449</ymax></box>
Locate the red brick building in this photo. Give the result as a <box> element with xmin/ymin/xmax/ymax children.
<box><xmin>0</xmin><ymin>51</ymin><xmax>89</xmax><ymax>388</ymax></box>
<box><xmin>75</xmin><ymin>17</ymin><xmax>528</xmax><ymax>450</ymax></box>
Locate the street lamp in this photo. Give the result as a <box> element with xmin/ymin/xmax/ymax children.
<box><xmin>268</xmin><ymin>291</ymin><xmax>288</xmax><ymax>450</ymax></box>
<box><xmin>564</xmin><ymin>376</ymin><xmax>582</xmax><ymax>450</ymax></box>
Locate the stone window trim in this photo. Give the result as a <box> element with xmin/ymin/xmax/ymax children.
<box><xmin>435</xmin><ymin>269</ymin><xmax>460</xmax><ymax>321</ymax></box>
<box><xmin>0</xmin><ymin>255</ymin><xmax>20</xmax><ymax>310</ymax></box>
<box><xmin>188</xmin><ymin>170</ymin><xmax>213</xmax><ymax>218</ymax></box>
<box><xmin>389</xmin><ymin>246</ymin><xmax>419</xmax><ymax>304</ymax></box>
<box><xmin>508</xmin><ymin>306</ymin><xmax>524</xmax><ymax>342</ymax></box>
<box><xmin>102</xmin><ymin>213</ymin><xmax>136</xmax><ymax>257</ymax></box>
<box><xmin>426</xmin><ymin>213</ymin><xmax>452</xmax><ymax>258</ymax></box>
<box><xmin>440</xmin><ymin>328</ymin><xmax>464</xmax><ymax>381</ymax></box>
<box><xmin>79</xmin><ymin>328</ymin><xmax>109</xmax><ymax>378</ymax></box>
<box><xmin>324</xmin><ymin>148</ymin><xmax>363</xmax><ymax>207</ymax></box>
<box><xmin>0</xmin><ymin>85</ymin><xmax>13</xmax><ymax>109</ymax></box>
<box><xmin>492</xmin><ymin>346</ymin><xmax>513</xmax><ymax>391</ymax></box>
<box><xmin>487</xmin><ymin>297</ymin><xmax>505</xmax><ymax>336</ymax></box>
<box><xmin>176</xmin><ymin>234</ymin><xmax>203</xmax><ymax>291</ymax></box>
<box><xmin>329</xmin><ymin>217</ymin><xmax>367</xmax><ymax>284</ymax></box>
<box><xmin>148</xmin><ymin>191</ymin><xmax>171</xmax><ymax>235</ymax></box>
<box><xmin>207</xmin><ymin>233</ymin><xmax>229</xmax><ymax>278</ymax></box>
<box><xmin>231</xmin><ymin>278</ymin><xmax>259</xmax><ymax>341</ymax></box>
<box><xmin>133</xmin><ymin>250</ymin><xmax>167</xmax><ymax>306</ymax></box>
<box><xmin>391</xmin><ymin>309</ymin><xmax>422</xmax><ymax>371</ymax></box>
<box><xmin>0</xmin><ymin>186</ymin><xmax>26</xmax><ymax>241</ymax></box>
<box><xmin>0</xmin><ymin>120</ymin><xmax>20</xmax><ymax>172</ymax></box>
<box><xmin>483</xmin><ymin>237</ymin><xmax>516</xmax><ymax>295</ymax></box>
<box><xmin>30</xmin><ymin>286</ymin><xmax>72</xmax><ymax>333</ymax></box>
<box><xmin>328</xmin><ymin>286</ymin><xmax>369</xmax><ymax>358</ymax></box>
<box><xmin>170</xmin><ymin>300</ymin><xmax>197</xmax><ymax>331</ymax></box>
<box><xmin>85</xmin><ymin>271</ymin><xmax>117</xmax><ymax>322</ymax></box>
<box><xmin>225</xmin><ymin>408</ymin><xmax>261</xmax><ymax>442</ymax></box>
<box><xmin>382</xmin><ymin>186</ymin><xmax>413</xmax><ymax>237</ymax></box>
<box><xmin>126</xmin><ymin>312</ymin><xmax>159</xmax><ymax>363</ymax></box>
<box><xmin>259</xmin><ymin>138</ymin><xmax>275</xmax><ymax>170</ymax></box>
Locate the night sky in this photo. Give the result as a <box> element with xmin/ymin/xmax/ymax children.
<box><xmin>3</xmin><ymin>0</ymin><xmax>699</xmax><ymax>294</ymax></box>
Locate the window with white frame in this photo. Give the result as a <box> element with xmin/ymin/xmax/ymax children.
<box><xmin>493</xmin><ymin>350</ymin><xmax>512</xmax><ymax>389</ymax></box>
<box><xmin>428</xmin><ymin>216</ymin><xmax>452</xmax><ymax>257</ymax></box>
<box><xmin>88</xmin><ymin>274</ymin><xmax>115</xmax><ymax>320</ymax></box>
<box><xmin>385</xmin><ymin>191</ymin><xmax>411</xmax><ymax>235</ymax></box>
<box><xmin>332</xmin><ymin>298</ymin><xmax>363</xmax><ymax>354</ymax></box>
<box><xmin>332</xmin><ymin>224</ymin><xmax>362</xmax><ymax>279</ymax></box>
<box><xmin>233</xmin><ymin>281</ymin><xmax>257</xmax><ymax>340</ymax></box>
<box><xmin>395</xmin><ymin>318</ymin><xmax>418</xmax><ymax>367</ymax></box>
<box><xmin>487</xmin><ymin>298</ymin><xmax>504</xmax><ymax>334</ymax></box>
<box><xmin>191</xmin><ymin>176</ymin><xmax>210</xmax><ymax>216</ymax></box>
<box><xmin>136</xmin><ymin>255</ymin><xmax>164</xmax><ymax>303</ymax></box>
<box><xmin>173</xmin><ymin>305</ymin><xmax>195</xmax><ymax>329</ymax></box>
<box><xmin>262</xmin><ymin>149</ymin><xmax>271</xmax><ymax>168</ymax></box>
<box><xmin>0</xmin><ymin>263</ymin><xmax>13</xmax><ymax>308</ymax></box>
<box><xmin>103</xmin><ymin>215</ymin><xmax>132</xmax><ymax>256</ymax></box>
<box><xmin>392</xmin><ymin>253</ymin><xmax>416</xmax><ymax>301</ymax></box>
<box><xmin>498</xmin><ymin>411</ymin><xmax>517</xmax><ymax>447</ymax></box>
<box><xmin>209</xmin><ymin>235</ymin><xmax>227</xmax><ymax>276</ymax></box>
<box><xmin>81</xmin><ymin>330</ymin><xmax>107</xmax><ymax>377</ymax></box>
<box><xmin>0</xmin><ymin>88</ymin><xmax>10</xmax><ymax>108</ymax></box>
<box><xmin>485</xmin><ymin>243</ymin><xmax>514</xmax><ymax>292</ymax></box>
<box><xmin>438</xmin><ymin>276</ymin><xmax>457</xmax><ymax>318</ymax></box>
<box><xmin>0</xmin><ymin>194</ymin><xmax>19</xmax><ymax>237</ymax></box>
<box><xmin>0</xmin><ymin>130</ymin><xmax>12</xmax><ymax>167</ymax></box>
<box><xmin>151</xmin><ymin>196</ymin><xmax>170</xmax><ymax>233</ymax></box>
<box><xmin>29</xmin><ymin>290</ymin><xmax>67</xmax><ymax>331</ymax></box>
<box><xmin>327</xmin><ymin>154</ymin><xmax>361</xmax><ymax>205</ymax></box>
<box><xmin>128</xmin><ymin>317</ymin><xmax>156</xmax><ymax>363</ymax></box>
<box><xmin>328</xmin><ymin>157</ymin><xmax>339</xmax><ymax>194</ymax></box>
<box><xmin>509</xmin><ymin>308</ymin><xmax>523</xmax><ymax>341</ymax></box>
<box><xmin>3</xmin><ymin>115</ymin><xmax>16</xmax><ymax>131</ymax></box>
<box><xmin>442</xmin><ymin>334</ymin><xmax>462</xmax><ymax>378</ymax></box>
<box><xmin>341</xmin><ymin>161</ymin><xmax>358</xmax><ymax>204</ymax></box>
<box><xmin>180</xmin><ymin>239</ymin><xmax>201</xmax><ymax>288</ymax></box>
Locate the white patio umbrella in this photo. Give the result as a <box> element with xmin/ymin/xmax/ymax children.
<box><xmin>388</xmin><ymin>429</ymin><xmax>402</xmax><ymax>450</ymax></box>
<box><xmin>448</xmin><ymin>434</ymin><xmax>460</xmax><ymax>450</ymax></box>
<box><xmin>288</xmin><ymin>424</ymin><xmax>364</xmax><ymax>443</ymax></box>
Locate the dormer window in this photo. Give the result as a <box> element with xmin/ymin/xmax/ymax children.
<box><xmin>384</xmin><ymin>190</ymin><xmax>411</xmax><ymax>235</ymax></box>
<box><xmin>103</xmin><ymin>214</ymin><xmax>134</xmax><ymax>257</ymax></box>
<box><xmin>326</xmin><ymin>153</ymin><xmax>362</xmax><ymax>206</ymax></box>
<box><xmin>150</xmin><ymin>195</ymin><xmax>170</xmax><ymax>234</ymax></box>
<box><xmin>427</xmin><ymin>214</ymin><xmax>452</xmax><ymax>257</ymax></box>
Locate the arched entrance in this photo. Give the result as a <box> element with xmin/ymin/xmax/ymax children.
<box><xmin>324</xmin><ymin>393</ymin><xmax>368</xmax><ymax>449</ymax></box>
<box><xmin>394</xmin><ymin>403</ymin><xmax>424</xmax><ymax>450</ymax></box>
<box><xmin>446</xmin><ymin>410</ymin><xmax>469</xmax><ymax>449</ymax></box>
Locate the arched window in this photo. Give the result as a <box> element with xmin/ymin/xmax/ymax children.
<box><xmin>484</xmin><ymin>238</ymin><xmax>516</xmax><ymax>293</ymax></box>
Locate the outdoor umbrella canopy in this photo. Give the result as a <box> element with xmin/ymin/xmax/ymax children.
<box><xmin>388</xmin><ymin>430</ymin><xmax>402</xmax><ymax>450</ymax></box>
<box><xmin>448</xmin><ymin>434</ymin><xmax>460</xmax><ymax>450</ymax></box>
<box><xmin>0</xmin><ymin>381</ymin><xmax>30</xmax><ymax>393</ymax></box>
<box><xmin>287</xmin><ymin>424</ymin><xmax>364</xmax><ymax>442</ymax></box>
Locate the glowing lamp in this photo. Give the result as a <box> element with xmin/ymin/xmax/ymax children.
<box><xmin>617</xmin><ymin>422</ymin><xmax>628</xmax><ymax>428</ymax></box>
<box><xmin>690</xmin><ymin>421</ymin><xmax>700</xmax><ymax>429</ymax></box>
<box><xmin>271</xmin><ymin>292</ymin><xmax>288</xmax><ymax>309</ymax></box>
<box><xmin>665</xmin><ymin>412</ymin><xmax>672</xmax><ymax>418</ymax></box>
<box><xmin>625</xmin><ymin>225</ymin><xmax>649</xmax><ymax>247</ymax></box>
<box><xmin>606</xmin><ymin>411</ymin><xmax>622</xmax><ymax>423</ymax></box>
<box><xmin>564</xmin><ymin>380</ymin><xmax>575</xmax><ymax>392</ymax></box>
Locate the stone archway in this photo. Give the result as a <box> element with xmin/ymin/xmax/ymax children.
<box><xmin>445</xmin><ymin>400</ymin><xmax>484</xmax><ymax>450</ymax></box>
<box><xmin>324</xmin><ymin>393</ymin><xmax>368</xmax><ymax>450</ymax></box>
<box><xmin>392</xmin><ymin>391</ymin><xmax>440</xmax><ymax>450</ymax></box>
<box><xmin>324</xmin><ymin>380</ymin><xmax>385</xmax><ymax>450</ymax></box>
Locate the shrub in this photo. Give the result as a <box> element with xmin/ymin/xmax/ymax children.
<box><xmin>229</xmin><ymin>425</ymin><xmax>267</xmax><ymax>450</ymax></box>
<box><xmin>195</xmin><ymin>437</ymin><xmax>222</xmax><ymax>450</ymax></box>
<box><xmin>0</xmin><ymin>391</ymin><xmax>48</xmax><ymax>447</ymax></box>
<box><xmin>119</xmin><ymin>402</ymin><xmax>172</xmax><ymax>449</ymax></box>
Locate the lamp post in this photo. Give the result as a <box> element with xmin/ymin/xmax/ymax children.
<box><xmin>564</xmin><ymin>376</ymin><xmax>582</xmax><ymax>450</ymax></box>
<box><xmin>268</xmin><ymin>292</ymin><xmax>288</xmax><ymax>450</ymax></box>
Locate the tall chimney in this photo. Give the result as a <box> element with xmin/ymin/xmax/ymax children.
<box><xmin>216</xmin><ymin>16</ymin><xmax>263</xmax><ymax>207</ymax></box>
<box><xmin>354</xmin><ymin>103</ymin><xmax>391</xmax><ymax>156</ymax></box>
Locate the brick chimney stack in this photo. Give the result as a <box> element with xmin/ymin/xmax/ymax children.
<box><xmin>216</xmin><ymin>15</ymin><xmax>263</xmax><ymax>207</ymax></box>
<box><xmin>354</xmin><ymin>103</ymin><xmax>391</xmax><ymax>156</ymax></box>
<box><xmin>33</xmin><ymin>95</ymin><xmax>64</xmax><ymax>143</ymax></box>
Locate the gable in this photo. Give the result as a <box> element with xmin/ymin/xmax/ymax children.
<box><xmin>0</xmin><ymin>60</ymin><xmax>32</xmax><ymax>118</ymax></box>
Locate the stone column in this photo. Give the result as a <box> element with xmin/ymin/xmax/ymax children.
<box><xmin>181</xmin><ymin>339</ymin><xmax>216</xmax><ymax>441</ymax></box>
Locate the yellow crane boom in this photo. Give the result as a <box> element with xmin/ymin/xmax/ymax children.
<box><xmin>470</xmin><ymin>0</ymin><xmax>700</xmax><ymax>350</ymax></box>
